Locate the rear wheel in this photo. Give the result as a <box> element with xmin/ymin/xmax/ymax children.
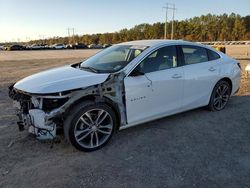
<box><xmin>64</xmin><ymin>101</ymin><xmax>116</xmax><ymax>152</ymax></box>
<box><xmin>208</xmin><ymin>80</ymin><xmax>231</xmax><ymax>111</ymax></box>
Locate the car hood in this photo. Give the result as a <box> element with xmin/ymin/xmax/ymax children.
<box><xmin>14</xmin><ymin>65</ymin><xmax>110</xmax><ymax>94</ymax></box>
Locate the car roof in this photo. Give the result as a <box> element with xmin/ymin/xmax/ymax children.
<box><xmin>118</xmin><ymin>39</ymin><xmax>205</xmax><ymax>48</ymax></box>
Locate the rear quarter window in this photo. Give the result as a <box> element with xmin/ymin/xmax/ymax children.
<box><xmin>207</xmin><ymin>49</ymin><xmax>221</xmax><ymax>61</ymax></box>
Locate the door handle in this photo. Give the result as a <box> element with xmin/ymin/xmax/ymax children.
<box><xmin>209</xmin><ymin>67</ymin><xmax>216</xmax><ymax>72</ymax></box>
<box><xmin>172</xmin><ymin>74</ymin><xmax>182</xmax><ymax>79</ymax></box>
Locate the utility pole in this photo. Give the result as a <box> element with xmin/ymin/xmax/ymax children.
<box><xmin>38</xmin><ymin>35</ymin><xmax>45</xmax><ymax>44</ymax></box>
<box><xmin>162</xmin><ymin>3</ymin><xmax>177</xmax><ymax>40</ymax></box>
<box><xmin>72</xmin><ymin>28</ymin><xmax>75</xmax><ymax>44</ymax></box>
<box><xmin>66</xmin><ymin>28</ymin><xmax>75</xmax><ymax>44</ymax></box>
<box><xmin>171</xmin><ymin>4</ymin><xmax>176</xmax><ymax>40</ymax></box>
<box><xmin>67</xmin><ymin>28</ymin><xmax>71</xmax><ymax>44</ymax></box>
<box><xmin>162</xmin><ymin>3</ymin><xmax>168</xmax><ymax>39</ymax></box>
<box><xmin>67</xmin><ymin>28</ymin><xmax>71</xmax><ymax>38</ymax></box>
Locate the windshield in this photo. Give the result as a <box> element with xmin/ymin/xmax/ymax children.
<box><xmin>80</xmin><ymin>45</ymin><xmax>147</xmax><ymax>73</ymax></box>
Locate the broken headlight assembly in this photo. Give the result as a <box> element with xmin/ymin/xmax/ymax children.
<box><xmin>9</xmin><ymin>84</ymin><xmax>69</xmax><ymax>140</ymax></box>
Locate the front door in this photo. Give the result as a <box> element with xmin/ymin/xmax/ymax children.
<box><xmin>124</xmin><ymin>45</ymin><xmax>184</xmax><ymax>124</ymax></box>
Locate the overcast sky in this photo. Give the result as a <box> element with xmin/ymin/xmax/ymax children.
<box><xmin>0</xmin><ymin>0</ymin><xmax>249</xmax><ymax>42</ymax></box>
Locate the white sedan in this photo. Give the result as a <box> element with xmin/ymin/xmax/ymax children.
<box><xmin>9</xmin><ymin>40</ymin><xmax>241</xmax><ymax>151</ymax></box>
<box><xmin>50</xmin><ymin>43</ymin><xmax>66</xmax><ymax>49</ymax></box>
<box><xmin>28</xmin><ymin>44</ymin><xmax>44</xmax><ymax>50</ymax></box>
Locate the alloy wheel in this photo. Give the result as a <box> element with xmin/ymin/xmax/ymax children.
<box><xmin>213</xmin><ymin>83</ymin><xmax>230</xmax><ymax>110</ymax></box>
<box><xmin>74</xmin><ymin>108</ymin><xmax>113</xmax><ymax>149</ymax></box>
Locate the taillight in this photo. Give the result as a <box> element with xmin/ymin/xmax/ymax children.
<box><xmin>237</xmin><ymin>62</ymin><xmax>241</xmax><ymax>70</ymax></box>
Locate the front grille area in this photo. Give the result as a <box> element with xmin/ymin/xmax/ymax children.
<box><xmin>9</xmin><ymin>84</ymin><xmax>32</xmax><ymax>114</ymax></box>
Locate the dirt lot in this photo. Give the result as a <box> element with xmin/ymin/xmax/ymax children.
<box><xmin>0</xmin><ymin>48</ymin><xmax>250</xmax><ymax>188</ymax></box>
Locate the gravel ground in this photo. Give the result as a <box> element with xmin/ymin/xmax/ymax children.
<box><xmin>0</xmin><ymin>49</ymin><xmax>249</xmax><ymax>188</ymax></box>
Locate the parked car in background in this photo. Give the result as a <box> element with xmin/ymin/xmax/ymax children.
<box><xmin>42</xmin><ymin>44</ymin><xmax>50</xmax><ymax>49</ymax></box>
<box><xmin>71</xmin><ymin>43</ymin><xmax>88</xmax><ymax>49</ymax></box>
<box><xmin>28</xmin><ymin>44</ymin><xmax>45</xmax><ymax>50</ymax></box>
<box><xmin>65</xmin><ymin>44</ymin><xmax>71</xmax><ymax>49</ymax></box>
<box><xmin>50</xmin><ymin>43</ymin><xmax>66</xmax><ymax>49</ymax></box>
<box><xmin>103</xmin><ymin>44</ymin><xmax>112</xmax><ymax>48</ymax></box>
<box><xmin>0</xmin><ymin>45</ymin><xmax>5</xmax><ymax>50</ymax></box>
<box><xmin>9</xmin><ymin>40</ymin><xmax>241</xmax><ymax>152</ymax></box>
<box><xmin>6</xmin><ymin>44</ymin><xmax>25</xmax><ymax>51</ymax></box>
<box><xmin>88</xmin><ymin>44</ymin><xmax>103</xmax><ymax>49</ymax></box>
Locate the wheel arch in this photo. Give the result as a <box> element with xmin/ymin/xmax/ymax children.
<box><xmin>208</xmin><ymin>77</ymin><xmax>233</xmax><ymax>105</ymax></box>
<box><xmin>207</xmin><ymin>77</ymin><xmax>232</xmax><ymax>111</ymax></box>
<box><xmin>217</xmin><ymin>77</ymin><xmax>233</xmax><ymax>94</ymax></box>
<box><xmin>63</xmin><ymin>94</ymin><xmax>121</xmax><ymax>130</ymax></box>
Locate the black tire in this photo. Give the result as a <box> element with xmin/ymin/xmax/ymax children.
<box><xmin>208</xmin><ymin>80</ymin><xmax>231</xmax><ymax>111</ymax></box>
<box><xmin>64</xmin><ymin>101</ymin><xmax>117</xmax><ymax>152</ymax></box>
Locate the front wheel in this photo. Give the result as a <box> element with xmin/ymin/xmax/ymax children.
<box><xmin>208</xmin><ymin>80</ymin><xmax>231</xmax><ymax>111</ymax></box>
<box><xmin>64</xmin><ymin>101</ymin><xmax>116</xmax><ymax>152</ymax></box>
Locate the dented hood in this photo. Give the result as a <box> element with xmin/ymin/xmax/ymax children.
<box><xmin>14</xmin><ymin>65</ymin><xmax>110</xmax><ymax>94</ymax></box>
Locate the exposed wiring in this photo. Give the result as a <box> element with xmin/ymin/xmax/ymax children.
<box><xmin>29</xmin><ymin>114</ymin><xmax>56</xmax><ymax>139</ymax></box>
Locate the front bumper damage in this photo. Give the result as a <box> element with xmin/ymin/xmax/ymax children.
<box><xmin>19</xmin><ymin>109</ymin><xmax>56</xmax><ymax>140</ymax></box>
<box><xmin>9</xmin><ymin>85</ymin><xmax>69</xmax><ymax>140</ymax></box>
<box><xmin>8</xmin><ymin>72</ymin><xmax>127</xmax><ymax>140</ymax></box>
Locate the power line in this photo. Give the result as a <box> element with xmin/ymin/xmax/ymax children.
<box><xmin>66</xmin><ymin>28</ymin><xmax>76</xmax><ymax>44</ymax></box>
<box><xmin>72</xmin><ymin>28</ymin><xmax>75</xmax><ymax>44</ymax></box>
<box><xmin>162</xmin><ymin>3</ymin><xmax>177</xmax><ymax>40</ymax></box>
<box><xmin>171</xmin><ymin>4</ymin><xmax>177</xmax><ymax>40</ymax></box>
<box><xmin>67</xmin><ymin>28</ymin><xmax>71</xmax><ymax>38</ymax></box>
<box><xmin>162</xmin><ymin>3</ymin><xmax>169</xmax><ymax>39</ymax></box>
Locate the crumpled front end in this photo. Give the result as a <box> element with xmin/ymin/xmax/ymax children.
<box><xmin>8</xmin><ymin>84</ymin><xmax>69</xmax><ymax>140</ymax></box>
<box><xmin>8</xmin><ymin>71</ymin><xmax>127</xmax><ymax>141</ymax></box>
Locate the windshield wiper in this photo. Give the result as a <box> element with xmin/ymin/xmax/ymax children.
<box><xmin>80</xmin><ymin>66</ymin><xmax>99</xmax><ymax>73</ymax></box>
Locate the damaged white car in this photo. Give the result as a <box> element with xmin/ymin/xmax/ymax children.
<box><xmin>9</xmin><ymin>40</ymin><xmax>241</xmax><ymax>151</ymax></box>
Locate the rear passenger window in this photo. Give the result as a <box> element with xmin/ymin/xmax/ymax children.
<box><xmin>182</xmin><ymin>45</ymin><xmax>208</xmax><ymax>65</ymax></box>
<box><xmin>207</xmin><ymin>49</ymin><xmax>220</xmax><ymax>61</ymax></box>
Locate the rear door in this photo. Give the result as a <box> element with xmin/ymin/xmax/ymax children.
<box><xmin>180</xmin><ymin>45</ymin><xmax>220</xmax><ymax>109</ymax></box>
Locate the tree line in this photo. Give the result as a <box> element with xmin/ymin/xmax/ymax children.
<box><xmin>31</xmin><ymin>13</ymin><xmax>250</xmax><ymax>45</ymax></box>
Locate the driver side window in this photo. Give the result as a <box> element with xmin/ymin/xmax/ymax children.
<box><xmin>137</xmin><ymin>45</ymin><xmax>178</xmax><ymax>74</ymax></box>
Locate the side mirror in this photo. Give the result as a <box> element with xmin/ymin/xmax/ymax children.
<box><xmin>130</xmin><ymin>68</ymin><xmax>144</xmax><ymax>77</ymax></box>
